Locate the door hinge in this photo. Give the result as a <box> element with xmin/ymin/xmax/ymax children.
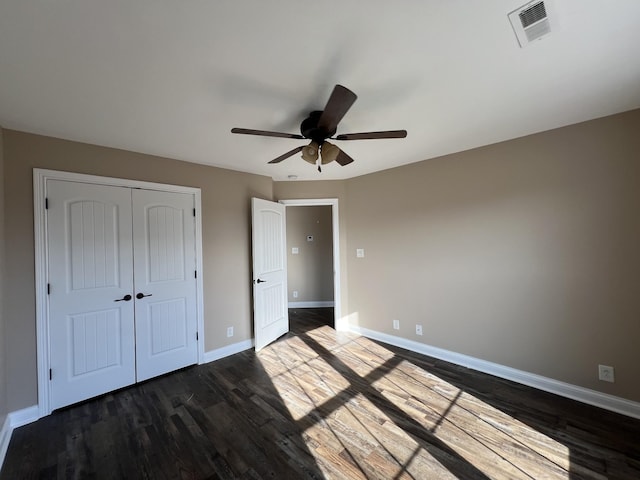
<box><xmin>194</xmin><ymin>270</ymin><xmax>197</xmax><ymax>279</ymax></box>
<box><xmin>196</xmin><ymin>331</ymin><xmax>199</xmax><ymax>341</ymax></box>
<box><xmin>49</xmin><ymin>368</ymin><xmax>52</xmax><ymax>380</ymax></box>
<box><xmin>45</xmin><ymin>198</ymin><xmax>49</xmax><ymax>209</ymax></box>
<box><xmin>193</xmin><ymin>208</ymin><xmax>196</xmax><ymax>217</ymax></box>
<box><xmin>47</xmin><ymin>283</ymin><xmax>51</xmax><ymax>295</ymax></box>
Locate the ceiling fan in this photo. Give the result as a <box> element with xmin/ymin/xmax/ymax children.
<box><xmin>231</xmin><ymin>85</ymin><xmax>407</xmax><ymax>171</ymax></box>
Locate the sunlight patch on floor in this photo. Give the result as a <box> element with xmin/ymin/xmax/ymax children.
<box><xmin>258</xmin><ymin>324</ymin><xmax>571</xmax><ymax>479</ymax></box>
<box><xmin>259</xmin><ymin>338</ymin><xmax>351</xmax><ymax>421</ymax></box>
<box><xmin>368</xmin><ymin>356</ymin><xmax>572</xmax><ymax>478</ymax></box>
<box><xmin>384</xmin><ymin>357</ymin><xmax>572</xmax><ymax>473</ymax></box>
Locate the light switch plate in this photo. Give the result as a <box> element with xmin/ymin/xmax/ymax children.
<box><xmin>292</xmin><ymin>247</ymin><xmax>299</xmax><ymax>254</ymax></box>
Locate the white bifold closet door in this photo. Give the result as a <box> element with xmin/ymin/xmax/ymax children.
<box><xmin>47</xmin><ymin>180</ymin><xmax>197</xmax><ymax>410</ymax></box>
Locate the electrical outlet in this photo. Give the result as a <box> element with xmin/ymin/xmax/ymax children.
<box><xmin>415</xmin><ymin>324</ymin><xmax>423</xmax><ymax>335</ymax></box>
<box><xmin>598</xmin><ymin>364</ymin><xmax>615</xmax><ymax>383</ymax></box>
<box><xmin>356</xmin><ymin>248</ymin><xmax>365</xmax><ymax>258</ymax></box>
<box><xmin>293</xmin><ymin>290</ymin><xmax>298</xmax><ymax>298</ymax></box>
<box><xmin>393</xmin><ymin>319</ymin><xmax>400</xmax><ymax>330</ymax></box>
<box><xmin>227</xmin><ymin>326</ymin><xmax>234</xmax><ymax>338</ymax></box>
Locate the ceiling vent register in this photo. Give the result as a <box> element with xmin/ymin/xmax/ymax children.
<box><xmin>509</xmin><ymin>0</ymin><xmax>552</xmax><ymax>47</ymax></box>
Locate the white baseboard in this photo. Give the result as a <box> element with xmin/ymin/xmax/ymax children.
<box><xmin>0</xmin><ymin>405</ymin><xmax>39</xmax><ymax>469</ymax></box>
<box><xmin>8</xmin><ymin>405</ymin><xmax>39</xmax><ymax>429</ymax></box>
<box><xmin>201</xmin><ymin>339</ymin><xmax>254</xmax><ymax>364</ymax></box>
<box><xmin>288</xmin><ymin>301</ymin><xmax>335</xmax><ymax>308</ymax></box>
<box><xmin>347</xmin><ymin>325</ymin><xmax>640</xmax><ymax>420</ymax></box>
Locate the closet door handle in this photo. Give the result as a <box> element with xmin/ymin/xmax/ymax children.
<box><xmin>115</xmin><ymin>294</ymin><xmax>132</xmax><ymax>302</ymax></box>
<box><xmin>256</xmin><ymin>279</ymin><xmax>267</xmax><ymax>284</ymax></box>
<box><xmin>136</xmin><ymin>292</ymin><xmax>153</xmax><ymax>299</ymax></box>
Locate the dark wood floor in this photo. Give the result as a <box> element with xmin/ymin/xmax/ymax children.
<box><xmin>2</xmin><ymin>308</ymin><xmax>639</xmax><ymax>479</ymax></box>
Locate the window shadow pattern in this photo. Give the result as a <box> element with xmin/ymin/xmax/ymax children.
<box><xmin>271</xmin><ymin>308</ymin><xmax>640</xmax><ymax>479</ymax></box>
<box><xmin>3</xmin><ymin>307</ymin><xmax>639</xmax><ymax>479</ymax></box>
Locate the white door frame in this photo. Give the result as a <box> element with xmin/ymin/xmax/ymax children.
<box><xmin>279</xmin><ymin>198</ymin><xmax>342</xmax><ymax>330</ymax></box>
<box><xmin>33</xmin><ymin>168</ymin><xmax>205</xmax><ymax>417</ymax></box>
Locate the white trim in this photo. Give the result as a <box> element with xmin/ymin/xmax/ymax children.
<box><xmin>7</xmin><ymin>405</ymin><xmax>39</xmax><ymax>429</ymax></box>
<box><xmin>33</xmin><ymin>171</ymin><xmax>49</xmax><ymax>419</ymax></box>
<box><xmin>33</xmin><ymin>168</ymin><xmax>205</xmax><ymax>417</ymax></box>
<box><xmin>279</xmin><ymin>199</ymin><xmax>341</xmax><ymax>330</ymax></box>
<box><xmin>193</xmin><ymin>190</ymin><xmax>205</xmax><ymax>364</ymax></box>
<box><xmin>201</xmin><ymin>339</ymin><xmax>254</xmax><ymax>363</ymax></box>
<box><xmin>288</xmin><ymin>301</ymin><xmax>335</xmax><ymax>308</ymax></box>
<box><xmin>0</xmin><ymin>405</ymin><xmax>40</xmax><ymax>469</ymax></box>
<box><xmin>347</xmin><ymin>325</ymin><xmax>640</xmax><ymax>420</ymax></box>
<box><xmin>0</xmin><ymin>415</ymin><xmax>10</xmax><ymax>469</ymax></box>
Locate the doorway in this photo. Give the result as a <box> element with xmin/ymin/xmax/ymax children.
<box><xmin>280</xmin><ymin>199</ymin><xmax>341</xmax><ymax>330</ymax></box>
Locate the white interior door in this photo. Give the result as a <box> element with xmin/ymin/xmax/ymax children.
<box><xmin>47</xmin><ymin>180</ymin><xmax>199</xmax><ymax>409</ymax></box>
<box><xmin>132</xmin><ymin>189</ymin><xmax>198</xmax><ymax>381</ymax></box>
<box><xmin>47</xmin><ymin>180</ymin><xmax>136</xmax><ymax>409</ymax></box>
<box><xmin>252</xmin><ymin>198</ymin><xmax>288</xmax><ymax>351</ymax></box>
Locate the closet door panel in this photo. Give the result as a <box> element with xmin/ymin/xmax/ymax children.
<box><xmin>132</xmin><ymin>189</ymin><xmax>198</xmax><ymax>381</ymax></box>
<box><xmin>47</xmin><ymin>180</ymin><xmax>135</xmax><ymax>409</ymax></box>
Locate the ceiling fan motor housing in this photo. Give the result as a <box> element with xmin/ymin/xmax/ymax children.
<box><xmin>301</xmin><ymin>111</ymin><xmax>335</xmax><ymax>144</ymax></box>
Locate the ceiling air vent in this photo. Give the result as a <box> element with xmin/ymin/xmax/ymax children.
<box><xmin>508</xmin><ymin>0</ymin><xmax>552</xmax><ymax>47</ymax></box>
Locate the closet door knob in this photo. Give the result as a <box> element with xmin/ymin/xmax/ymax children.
<box><xmin>136</xmin><ymin>293</ymin><xmax>153</xmax><ymax>299</ymax></box>
<box><xmin>115</xmin><ymin>294</ymin><xmax>132</xmax><ymax>302</ymax></box>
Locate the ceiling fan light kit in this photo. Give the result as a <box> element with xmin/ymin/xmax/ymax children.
<box><xmin>301</xmin><ymin>141</ymin><xmax>319</xmax><ymax>163</ymax></box>
<box><xmin>321</xmin><ymin>141</ymin><xmax>339</xmax><ymax>164</ymax></box>
<box><xmin>231</xmin><ymin>84</ymin><xmax>407</xmax><ymax>171</ymax></box>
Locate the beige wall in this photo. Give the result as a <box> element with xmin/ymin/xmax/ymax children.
<box><xmin>0</xmin><ymin>127</ymin><xmax>7</xmax><ymax>427</ymax></box>
<box><xmin>274</xmin><ymin>180</ymin><xmax>349</xmax><ymax>317</ymax></box>
<box><xmin>2</xmin><ymin>108</ymin><xmax>640</xmax><ymax>414</ymax></box>
<box><xmin>3</xmin><ymin>130</ymin><xmax>272</xmax><ymax>411</ymax></box>
<box><xmin>345</xmin><ymin>109</ymin><xmax>640</xmax><ymax>402</ymax></box>
<box><xmin>286</xmin><ymin>206</ymin><xmax>333</xmax><ymax>303</ymax></box>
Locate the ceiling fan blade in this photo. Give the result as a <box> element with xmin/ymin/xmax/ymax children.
<box><xmin>231</xmin><ymin>128</ymin><xmax>304</xmax><ymax>140</ymax></box>
<box><xmin>335</xmin><ymin>130</ymin><xmax>407</xmax><ymax>140</ymax></box>
<box><xmin>335</xmin><ymin>148</ymin><xmax>355</xmax><ymax>166</ymax></box>
<box><xmin>268</xmin><ymin>146</ymin><xmax>304</xmax><ymax>164</ymax></box>
<box><xmin>317</xmin><ymin>85</ymin><xmax>357</xmax><ymax>134</ymax></box>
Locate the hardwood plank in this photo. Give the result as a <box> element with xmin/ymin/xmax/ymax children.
<box><xmin>2</xmin><ymin>308</ymin><xmax>640</xmax><ymax>479</ymax></box>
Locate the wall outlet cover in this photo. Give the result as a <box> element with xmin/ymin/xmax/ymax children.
<box><xmin>598</xmin><ymin>364</ymin><xmax>615</xmax><ymax>383</ymax></box>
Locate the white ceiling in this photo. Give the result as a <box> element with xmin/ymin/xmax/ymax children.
<box><xmin>1</xmin><ymin>1</ymin><xmax>639</xmax><ymax>181</ymax></box>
